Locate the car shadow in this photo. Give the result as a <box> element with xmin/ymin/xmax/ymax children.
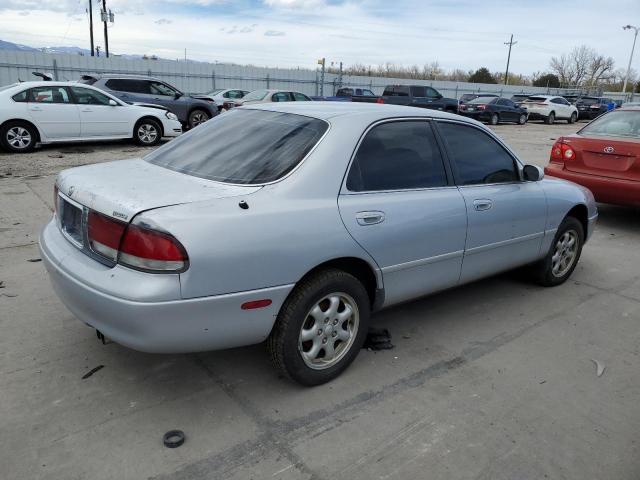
<box><xmin>595</xmin><ymin>203</ymin><xmax>640</xmax><ymax>233</ymax></box>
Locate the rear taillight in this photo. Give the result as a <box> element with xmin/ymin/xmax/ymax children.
<box><xmin>88</xmin><ymin>211</ymin><xmax>126</xmax><ymax>261</ymax></box>
<box><xmin>119</xmin><ymin>224</ymin><xmax>188</xmax><ymax>273</ymax></box>
<box><xmin>550</xmin><ymin>140</ymin><xmax>575</xmax><ymax>164</ymax></box>
<box><xmin>376</xmin><ymin>97</ymin><xmax>384</xmax><ymax>104</ymax></box>
<box><xmin>87</xmin><ymin>210</ymin><xmax>187</xmax><ymax>272</ymax></box>
<box><xmin>477</xmin><ymin>104</ymin><xmax>486</xmax><ymax>110</ymax></box>
<box><xmin>459</xmin><ymin>104</ymin><xmax>467</xmax><ymax>110</ymax></box>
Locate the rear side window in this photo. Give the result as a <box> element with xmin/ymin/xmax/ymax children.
<box><xmin>438</xmin><ymin>122</ymin><xmax>518</xmax><ymax>185</ymax></box>
<box><xmin>12</xmin><ymin>90</ymin><xmax>28</xmax><ymax>102</ymax></box>
<box><xmin>145</xmin><ymin>109</ymin><xmax>328</xmax><ymax>184</ymax></box>
<box><xmin>105</xmin><ymin>79</ymin><xmax>149</xmax><ymax>94</ymax></box>
<box><xmin>383</xmin><ymin>86</ymin><xmax>409</xmax><ymax>96</ymax></box>
<box><xmin>346</xmin><ymin>121</ymin><xmax>448</xmax><ymax>192</ymax></box>
<box><xmin>292</xmin><ymin>92</ymin><xmax>310</xmax><ymax>101</ymax></box>
<box><xmin>29</xmin><ymin>86</ymin><xmax>71</xmax><ymax>104</ymax></box>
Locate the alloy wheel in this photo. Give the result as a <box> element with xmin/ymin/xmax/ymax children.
<box><xmin>7</xmin><ymin>126</ymin><xmax>32</xmax><ymax>149</ymax></box>
<box><xmin>551</xmin><ymin>230</ymin><xmax>578</xmax><ymax>278</ymax></box>
<box><xmin>137</xmin><ymin>124</ymin><xmax>158</xmax><ymax>144</ymax></box>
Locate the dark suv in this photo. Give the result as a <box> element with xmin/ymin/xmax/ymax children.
<box><xmin>575</xmin><ymin>96</ymin><xmax>615</xmax><ymax>120</ymax></box>
<box><xmin>80</xmin><ymin>74</ymin><xmax>218</xmax><ymax>128</ymax></box>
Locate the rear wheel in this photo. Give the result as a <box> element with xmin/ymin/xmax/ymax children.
<box><xmin>267</xmin><ymin>269</ymin><xmax>370</xmax><ymax>386</ymax></box>
<box><xmin>0</xmin><ymin>121</ymin><xmax>37</xmax><ymax>153</ymax></box>
<box><xmin>531</xmin><ymin>216</ymin><xmax>584</xmax><ymax>287</ymax></box>
<box><xmin>489</xmin><ymin>113</ymin><xmax>499</xmax><ymax>125</ymax></box>
<box><xmin>134</xmin><ymin>118</ymin><xmax>162</xmax><ymax>146</ymax></box>
<box><xmin>518</xmin><ymin>113</ymin><xmax>527</xmax><ymax>125</ymax></box>
<box><xmin>545</xmin><ymin>112</ymin><xmax>555</xmax><ymax>124</ymax></box>
<box><xmin>568</xmin><ymin>112</ymin><xmax>577</xmax><ymax>124</ymax></box>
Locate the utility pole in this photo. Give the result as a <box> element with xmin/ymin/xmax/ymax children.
<box><xmin>318</xmin><ymin>57</ymin><xmax>326</xmax><ymax>96</ymax></box>
<box><xmin>503</xmin><ymin>34</ymin><xmax>517</xmax><ymax>85</ymax></box>
<box><xmin>101</xmin><ymin>0</ymin><xmax>109</xmax><ymax>58</ymax></box>
<box><xmin>622</xmin><ymin>25</ymin><xmax>639</xmax><ymax>94</ymax></box>
<box><xmin>88</xmin><ymin>0</ymin><xmax>95</xmax><ymax>56</ymax></box>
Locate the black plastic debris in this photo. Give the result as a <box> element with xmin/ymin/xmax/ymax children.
<box><xmin>163</xmin><ymin>430</ymin><xmax>185</xmax><ymax>448</ymax></box>
<box><xmin>81</xmin><ymin>365</ymin><xmax>104</xmax><ymax>379</ymax></box>
<box><xmin>27</xmin><ymin>258</ymin><xmax>42</xmax><ymax>263</ymax></box>
<box><xmin>363</xmin><ymin>327</ymin><xmax>394</xmax><ymax>350</ymax></box>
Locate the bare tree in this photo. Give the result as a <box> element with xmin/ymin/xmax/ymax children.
<box><xmin>550</xmin><ymin>45</ymin><xmax>615</xmax><ymax>88</ymax></box>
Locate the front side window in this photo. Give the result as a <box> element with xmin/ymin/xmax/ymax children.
<box><xmin>272</xmin><ymin>92</ymin><xmax>291</xmax><ymax>102</ymax></box>
<box><xmin>426</xmin><ymin>87</ymin><xmax>440</xmax><ymax>98</ymax></box>
<box><xmin>145</xmin><ymin>109</ymin><xmax>328</xmax><ymax>184</ymax></box>
<box><xmin>149</xmin><ymin>81</ymin><xmax>177</xmax><ymax>96</ymax></box>
<box><xmin>579</xmin><ymin>110</ymin><xmax>640</xmax><ymax>138</ymax></box>
<box><xmin>438</xmin><ymin>122</ymin><xmax>518</xmax><ymax>185</ymax></box>
<box><xmin>292</xmin><ymin>92</ymin><xmax>310</xmax><ymax>101</ymax></box>
<box><xmin>228</xmin><ymin>90</ymin><xmax>244</xmax><ymax>99</ymax></box>
<box><xmin>70</xmin><ymin>87</ymin><xmax>113</xmax><ymax>105</ymax></box>
<box><xmin>30</xmin><ymin>86</ymin><xmax>70</xmax><ymax>104</ymax></box>
<box><xmin>362</xmin><ymin>89</ymin><xmax>375</xmax><ymax>96</ymax></box>
<box><xmin>346</xmin><ymin>121</ymin><xmax>448</xmax><ymax>192</ymax></box>
<box><xmin>242</xmin><ymin>90</ymin><xmax>269</xmax><ymax>102</ymax></box>
<box><xmin>410</xmin><ymin>86</ymin><xmax>427</xmax><ymax>98</ymax></box>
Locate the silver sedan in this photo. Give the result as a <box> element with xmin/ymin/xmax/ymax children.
<box><xmin>40</xmin><ymin>102</ymin><xmax>597</xmax><ymax>386</ymax></box>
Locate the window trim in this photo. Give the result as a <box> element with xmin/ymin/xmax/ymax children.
<box><xmin>432</xmin><ymin>119</ymin><xmax>525</xmax><ymax>187</ymax></box>
<box><xmin>341</xmin><ymin>117</ymin><xmax>456</xmax><ymax>195</ymax></box>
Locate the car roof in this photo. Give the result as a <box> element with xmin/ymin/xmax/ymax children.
<box><xmin>89</xmin><ymin>74</ymin><xmax>162</xmax><ymax>81</ymax></box>
<box><xmin>1</xmin><ymin>81</ymin><xmax>92</xmax><ymax>90</ymax></box>
<box><xmin>242</xmin><ymin>101</ymin><xmax>477</xmax><ymax>123</ymax></box>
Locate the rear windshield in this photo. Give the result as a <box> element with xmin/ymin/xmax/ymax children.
<box><xmin>469</xmin><ymin>97</ymin><xmax>497</xmax><ymax>104</ymax></box>
<box><xmin>525</xmin><ymin>96</ymin><xmax>547</xmax><ymax>102</ymax></box>
<box><xmin>577</xmin><ymin>98</ymin><xmax>599</xmax><ymax>105</ymax></box>
<box><xmin>579</xmin><ymin>110</ymin><xmax>640</xmax><ymax>139</ymax></box>
<box><xmin>145</xmin><ymin>109</ymin><xmax>329</xmax><ymax>184</ymax></box>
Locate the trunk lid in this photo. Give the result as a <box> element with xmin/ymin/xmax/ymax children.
<box><xmin>564</xmin><ymin>135</ymin><xmax>640</xmax><ymax>181</ymax></box>
<box><xmin>56</xmin><ymin>158</ymin><xmax>261</xmax><ymax>222</ymax></box>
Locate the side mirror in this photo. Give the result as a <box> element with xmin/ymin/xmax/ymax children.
<box><xmin>108</xmin><ymin>99</ymin><xmax>118</xmax><ymax>106</ymax></box>
<box><xmin>523</xmin><ymin>164</ymin><xmax>544</xmax><ymax>181</ymax></box>
<box><xmin>174</xmin><ymin>92</ymin><xmax>183</xmax><ymax>99</ymax></box>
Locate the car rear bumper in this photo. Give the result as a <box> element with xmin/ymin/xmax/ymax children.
<box><xmin>459</xmin><ymin>111</ymin><xmax>491</xmax><ymax>121</ymax></box>
<box><xmin>40</xmin><ymin>220</ymin><xmax>293</xmax><ymax>353</ymax></box>
<box><xmin>528</xmin><ymin>112</ymin><xmax>551</xmax><ymax>120</ymax></box>
<box><xmin>545</xmin><ymin>164</ymin><xmax>640</xmax><ymax>207</ymax></box>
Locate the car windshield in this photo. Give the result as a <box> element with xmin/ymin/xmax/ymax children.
<box><xmin>577</xmin><ymin>98</ymin><xmax>599</xmax><ymax>105</ymax></box>
<box><xmin>145</xmin><ymin>109</ymin><xmax>329</xmax><ymax>184</ymax></box>
<box><xmin>242</xmin><ymin>90</ymin><xmax>269</xmax><ymax>101</ymax></box>
<box><xmin>579</xmin><ymin>110</ymin><xmax>640</xmax><ymax>139</ymax></box>
<box><xmin>469</xmin><ymin>97</ymin><xmax>497</xmax><ymax>104</ymax></box>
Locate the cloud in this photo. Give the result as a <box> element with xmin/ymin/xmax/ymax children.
<box><xmin>154</xmin><ymin>18</ymin><xmax>172</xmax><ymax>25</ymax></box>
<box><xmin>18</xmin><ymin>11</ymin><xmax>29</xmax><ymax>16</ymax></box>
<box><xmin>264</xmin><ymin>30</ymin><xmax>286</xmax><ymax>37</ymax></box>
<box><xmin>263</xmin><ymin>0</ymin><xmax>326</xmax><ymax>9</ymax></box>
<box><xmin>224</xmin><ymin>25</ymin><xmax>255</xmax><ymax>34</ymax></box>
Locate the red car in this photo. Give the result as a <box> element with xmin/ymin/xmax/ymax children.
<box><xmin>545</xmin><ymin>107</ymin><xmax>640</xmax><ymax>206</ymax></box>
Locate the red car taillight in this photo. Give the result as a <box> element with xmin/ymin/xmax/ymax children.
<box><xmin>477</xmin><ymin>104</ymin><xmax>487</xmax><ymax>110</ymax></box>
<box><xmin>550</xmin><ymin>140</ymin><xmax>576</xmax><ymax>164</ymax></box>
<box><xmin>87</xmin><ymin>210</ymin><xmax>188</xmax><ymax>272</ymax></box>
<box><xmin>376</xmin><ymin>97</ymin><xmax>384</xmax><ymax>104</ymax></box>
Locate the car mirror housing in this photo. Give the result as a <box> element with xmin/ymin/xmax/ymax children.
<box><xmin>108</xmin><ymin>99</ymin><xmax>118</xmax><ymax>106</ymax></box>
<box><xmin>174</xmin><ymin>92</ymin><xmax>183</xmax><ymax>99</ymax></box>
<box><xmin>523</xmin><ymin>164</ymin><xmax>544</xmax><ymax>181</ymax></box>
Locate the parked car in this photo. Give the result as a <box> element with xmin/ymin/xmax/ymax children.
<box><xmin>511</xmin><ymin>93</ymin><xmax>534</xmax><ymax>107</ymax></box>
<box><xmin>199</xmin><ymin>88</ymin><xmax>249</xmax><ymax>111</ymax></box>
<box><xmin>545</xmin><ymin>107</ymin><xmax>640</xmax><ymax>206</ymax></box>
<box><xmin>458</xmin><ymin>96</ymin><xmax>528</xmax><ymax>125</ymax></box>
<box><xmin>459</xmin><ymin>93</ymin><xmax>498</xmax><ymax>104</ymax></box>
<box><xmin>312</xmin><ymin>87</ymin><xmax>377</xmax><ymax>101</ymax></box>
<box><xmin>0</xmin><ymin>81</ymin><xmax>181</xmax><ymax>153</ymax></box>
<box><xmin>352</xmin><ymin>85</ymin><xmax>459</xmax><ymax>113</ymax></box>
<box><xmin>575</xmin><ymin>96</ymin><xmax>616</xmax><ymax>120</ymax></box>
<box><xmin>521</xmin><ymin>95</ymin><xmax>578</xmax><ymax>124</ymax></box>
<box><xmin>40</xmin><ymin>102</ymin><xmax>597</xmax><ymax>386</ymax></box>
<box><xmin>223</xmin><ymin>89</ymin><xmax>312</xmax><ymax>109</ymax></box>
<box><xmin>80</xmin><ymin>74</ymin><xmax>217</xmax><ymax>129</ymax></box>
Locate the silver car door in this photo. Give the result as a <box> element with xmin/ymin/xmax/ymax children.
<box><xmin>338</xmin><ymin>120</ymin><xmax>467</xmax><ymax>307</ymax></box>
<box><xmin>436</xmin><ymin>120</ymin><xmax>547</xmax><ymax>283</ymax></box>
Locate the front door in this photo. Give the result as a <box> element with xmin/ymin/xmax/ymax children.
<box><xmin>26</xmin><ymin>86</ymin><xmax>80</xmax><ymax>139</ymax></box>
<box><xmin>338</xmin><ymin>120</ymin><xmax>467</xmax><ymax>307</ymax></box>
<box><xmin>69</xmin><ymin>86</ymin><xmax>130</xmax><ymax>137</ymax></box>
<box><xmin>436</xmin><ymin>121</ymin><xmax>547</xmax><ymax>282</ymax></box>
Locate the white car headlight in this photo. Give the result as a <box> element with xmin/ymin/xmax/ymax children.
<box><xmin>165</xmin><ymin>111</ymin><xmax>178</xmax><ymax>121</ymax></box>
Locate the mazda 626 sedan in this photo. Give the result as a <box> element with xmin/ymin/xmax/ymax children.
<box><xmin>40</xmin><ymin>102</ymin><xmax>598</xmax><ymax>386</ymax></box>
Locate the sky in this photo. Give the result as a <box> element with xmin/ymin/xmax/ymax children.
<box><xmin>1</xmin><ymin>0</ymin><xmax>639</xmax><ymax>75</ymax></box>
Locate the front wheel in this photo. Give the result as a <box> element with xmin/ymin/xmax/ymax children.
<box><xmin>568</xmin><ymin>112</ymin><xmax>577</xmax><ymax>124</ymax></box>
<box><xmin>531</xmin><ymin>216</ymin><xmax>584</xmax><ymax>287</ymax></box>
<box><xmin>267</xmin><ymin>269</ymin><xmax>370</xmax><ymax>386</ymax></box>
<box><xmin>188</xmin><ymin>109</ymin><xmax>210</xmax><ymax>128</ymax></box>
<box><xmin>518</xmin><ymin>113</ymin><xmax>527</xmax><ymax>125</ymax></box>
<box><xmin>134</xmin><ymin>118</ymin><xmax>162</xmax><ymax>146</ymax></box>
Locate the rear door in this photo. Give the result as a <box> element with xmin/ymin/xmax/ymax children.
<box><xmin>436</xmin><ymin>120</ymin><xmax>547</xmax><ymax>282</ymax></box>
<box><xmin>69</xmin><ymin>86</ymin><xmax>131</xmax><ymax>137</ymax></box>
<box><xmin>338</xmin><ymin>120</ymin><xmax>467</xmax><ymax>306</ymax></box>
<box><xmin>26</xmin><ymin>85</ymin><xmax>80</xmax><ymax>139</ymax></box>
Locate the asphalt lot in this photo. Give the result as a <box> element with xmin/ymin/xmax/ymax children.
<box><xmin>1</xmin><ymin>120</ymin><xmax>639</xmax><ymax>480</ymax></box>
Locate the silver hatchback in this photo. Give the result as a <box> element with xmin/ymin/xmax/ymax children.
<box><xmin>40</xmin><ymin>103</ymin><xmax>597</xmax><ymax>385</ymax></box>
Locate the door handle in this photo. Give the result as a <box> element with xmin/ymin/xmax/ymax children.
<box><xmin>473</xmin><ymin>199</ymin><xmax>493</xmax><ymax>211</ymax></box>
<box><xmin>81</xmin><ymin>108</ymin><xmax>92</xmax><ymax>112</ymax></box>
<box><xmin>356</xmin><ymin>211</ymin><xmax>385</xmax><ymax>226</ymax></box>
<box><xmin>28</xmin><ymin>106</ymin><xmax>42</xmax><ymax>111</ymax></box>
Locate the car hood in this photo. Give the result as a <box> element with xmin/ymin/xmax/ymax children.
<box><xmin>56</xmin><ymin>158</ymin><xmax>261</xmax><ymax>222</ymax></box>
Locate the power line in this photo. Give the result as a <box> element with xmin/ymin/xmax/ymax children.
<box><xmin>504</xmin><ymin>34</ymin><xmax>517</xmax><ymax>85</ymax></box>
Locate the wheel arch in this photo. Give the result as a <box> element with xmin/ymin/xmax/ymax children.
<box><xmin>134</xmin><ymin>115</ymin><xmax>164</xmax><ymax>137</ymax></box>
<box><xmin>296</xmin><ymin>257</ymin><xmax>384</xmax><ymax>310</ymax></box>
<box><xmin>566</xmin><ymin>203</ymin><xmax>588</xmax><ymax>237</ymax></box>
<box><xmin>0</xmin><ymin>118</ymin><xmax>42</xmax><ymax>143</ymax></box>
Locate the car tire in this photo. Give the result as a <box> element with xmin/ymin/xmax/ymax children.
<box><xmin>568</xmin><ymin>112</ymin><xmax>577</xmax><ymax>124</ymax></box>
<box><xmin>267</xmin><ymin>269</ymin><xmax>370</xmax><ymax>386</ymax></box>
<box><xmin>0</xmin><ymin>121</ymin><xmax>37</xmax><ymax>153</ymax></box>
<box><xmin>489</xmin><ymin>113</ymin><xmax>499</xmax><ymax>125</ymax></box>
<box><xmin>531</xmin><ymin>216</ymin><xmax>584</xmax><ymax>287</ymax></box>
<box><xmin>133</xmin><ymin>118</ymin><xmax>162</xmax><ymax>146</ymax></box>
<box><xmin>188</xmin><ymin>109</ymin><xmax>210</xmax><ymax>128</ymax></box>
<box><xmin>545</xmin><ymin>112</ymin><xmax>555</xmax><ymax>124</ymax></box>
<box><xmin>518</xmin><ymin>114</ymin><xmax>527</xmax><ymax>125</ymax></box>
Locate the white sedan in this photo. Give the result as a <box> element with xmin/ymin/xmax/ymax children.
<box><xmin>0</xmin><ymin>81</ymin><xmax>182</xmax><ymax>153</ymax></box>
